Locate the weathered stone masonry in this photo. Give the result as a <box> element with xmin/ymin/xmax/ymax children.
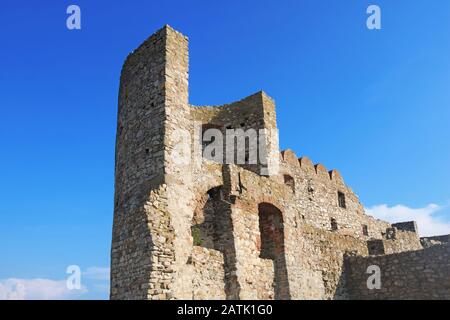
<box><xmin>346</xmin><ymin>243</ymin><xmax>450</xmax><ymax>299</ymax></box>
<box><xmin>111</xmin><ymin>25</ymin><xmax>450</xmax><ymax>300</ymax></box>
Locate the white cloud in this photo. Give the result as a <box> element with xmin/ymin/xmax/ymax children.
<box><xmin>83</xmin><ymin>267</ymin><xmax>110</xmax><ymax>281</ymax></box>
<box><xmin>0</xmin><ymin>278</ymin><xmax>87</xmax><ymax>300</ymax></box>
<box><xmin>366</xmin><ymin>203</ymin><xmax>450</xmax><ymax>237</ymax></box>
<box><xmin>0</xmin><ymin>266</ymin><xmax>111</xmax><ymax>300</ymax></box>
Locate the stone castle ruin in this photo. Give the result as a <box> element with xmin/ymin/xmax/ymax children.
<box><xmin>111</xmin><ymin>25</ymin><xmax>450</xmax><ymax>300</ymax></box>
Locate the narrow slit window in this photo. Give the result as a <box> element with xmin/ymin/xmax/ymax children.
<box><xmin>362</xmin><ymin>224</ymin><xmax>369</xmax><ymax>236</ymax></box>
<box><xmin>338</xmin><ymin>191</ymin><xmax>346</xmax><ymax>209</ymax></box>
<box><xmin>331</xmin><ymin>218</ymin><xmax>338</xmax><ymax>231</ymax></box>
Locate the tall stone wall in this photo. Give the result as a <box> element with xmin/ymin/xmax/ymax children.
<box><xmin>346</xmin><ymin>244</ymin><xmax>450</xmax><ymax>299</ymax></box>
<box><xmin>112</xmin><ymin>25</ymin><xmax>172</xmax><ymax>300</ymax></box>
<box><xmin>111</xmin><ymin>25</ymin><xmax>193</xmax><ymax>300</ymax></box>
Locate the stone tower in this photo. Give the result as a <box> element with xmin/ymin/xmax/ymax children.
<box><xmin>111</xmin><ymin>25</ymin><xmax>450</xmax><ymax>300</ymax></box>
<box><xmin>111</xmin><ymin>25</ymin><xmax>281</xmax><ymax>300</ymax></box>
<box><xmin>111</xmin><ymin>25</ymin><xmax>194</xmax><ymax>299</ymax></box>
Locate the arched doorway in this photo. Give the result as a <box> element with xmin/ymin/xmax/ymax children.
<box><xmin>191</xmin><ymin>186</ymin><xmax>222</xmax><ymax>249</ymax></box>
<box><xmin>191</xmin><ymin>186</ymin><xmax>240</xmax><ymax>299</ymax></box>
<box><xmin>258</xmin><ymin>203</ymin><xmax>291</xmax><ymax>300</ymax></box>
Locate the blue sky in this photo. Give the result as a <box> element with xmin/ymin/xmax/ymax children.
<box><xmin>0</xmin><ymin>0</ymin><xmax>449</xmax><ymax>299</ymax></box>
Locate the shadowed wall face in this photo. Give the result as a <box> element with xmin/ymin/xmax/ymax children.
<box><xmin>258</xmin><ymin>203</ymin><xmax>291</xmax><ymax>300</ymax></box>
<box><xmin>191</xmin><ymin>186</ymin><xmax>241</xmax><ymax>300</ymax></box>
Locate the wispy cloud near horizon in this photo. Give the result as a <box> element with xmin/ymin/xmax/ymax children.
<box><xmin>0</xmin><ymin>278</ymin><xmax>87</xmax><ymax>300</ymax></box>
<box><xmin>0</xmin><ymin>266</ymin><xmax>110</xmax><ymax>300</ymax></box>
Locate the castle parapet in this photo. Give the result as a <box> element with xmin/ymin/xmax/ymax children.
<box><xmin>392</xmin><ymin>221</ymin><xmax>419</xmax><ymax>234</ymax></box>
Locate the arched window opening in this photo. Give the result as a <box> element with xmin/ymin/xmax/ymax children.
<box><xmin>191</xmin><ymin>186</ymin><xmax>240</xmax><ymax>299</ymax></box>
<box><xmin>191</xmin><ymin>186</ymin><xmax>223</xmax><ymax>249</ymax></box>
<box><xmin>331</xmin><ymin>218</ymin><xmax>338</xmax><ymax>231</ymax></box>
<box><xmin>283</xmin><ymin>174</ymin><xmax>295</xmax><ymax>193</ymax></box>
<box><xmin>259</xmin><ymin>204</ymin><xmax>284</xmax><ymax>259</ymax></box>
<box><xmin>362</xmin><ymin>224</ymin><xmax>369</xmax><ymax>236</ymax></box>
<box><xmin>338</xmin><ymin>191</ymin><xmax>346</xmax><ymax>209</ymax></box>
<box><xmin>258</xmin><ymin>203</ymin><xmax>291</xmax><ymax>299</ymax></box>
